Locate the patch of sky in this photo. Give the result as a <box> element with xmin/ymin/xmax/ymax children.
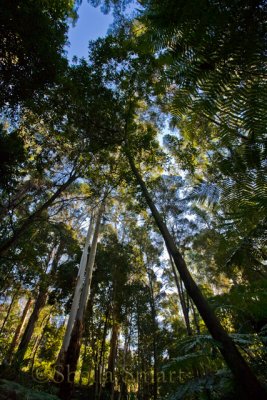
<box><xmin>66</xmin><ymin>2</ymin><xmax>113</xmax><ymax>62</ymax></box>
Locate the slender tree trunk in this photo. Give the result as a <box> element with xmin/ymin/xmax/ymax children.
<box><xmin>91</xmin><ymin>316</ymin><xmax>106</xmax><ymax>396</ymax></box>
<box><xmin>13</xmin><ymin>244</ymin><xmax>61</xmax><ymax>367</ymax></box>
<box><xmin>169</xmin><ymin>254</ymin><xmax>192</xmax><ymax>336</ymax></box>
<box><xmin>98</xmin><ymin>304</ymin><xmax>110</xmax><ymax>399</ymax></box>
<box><xmin>87</xmin><ymin>363</ymin><xmax>92</xmax><ymax>387</ymax></box>
<box><xmin>190</xmin><ymin>299</ymin><xmax>201</xmax><ymax>335</ymax></box>
<box><xmin>4</xmin><ymin>297</ymin><xmax>33</xmax><ymax>365</ymax></box>
<box><xmin>147</xmin><ymin>270</ymin><xmax>158</xmax><ymax>400</ymax></box>
<box><xmin>14</xmin><ymin>289</ymin><xmax>48</xmax><ymax>366</ymax></box>
<box><xmin>92</xmin><ymin>336</ymin><xmax>100</xmax><ymax>400</ymax></box>
<box><xmin>0</xmin><ymin>174</ymin><xmax>77</xmax><ymax>256</ymax></box>
<box><xmin>79</xmin><ymin>288</ymin><xmax>96</xmax><ymax>386</ymax></box>
<box><xmin>59</xmin><ymin>201</ymin><xmax>104</xmax><ymax>400</ymax></box>
<box><xmin>127</xmin><ymin>153</ymin><xmax>267</xmax><ymax>400</ymax></box>
<box><xmin>57</xmin><ymin>214</ymin><xmax>95</xmax><ymax>364</ymax></box>
<box><xmin>0</xmin><ymin>289</ymin><xmax>19</xmax><ymax>334</ymax></box>
<box><xmin>118</xmin><ymin>312</ymin><xmax>132</xmax><ymax>400</ymax></box>
<box><xmin>31</xmin><ymin>313</ymin><xmax>50</xmax><ymax>369</ymax></box>
<box><xmin>31</xmin><ymin>335</ymin><xmax>40</xmax><ymax>368</ymax></box>
<box><xmin>136</xmin><ymin>305</ymin><xmax>142</xmax><ymax>400</ymax></box>
<box><xmin>79</xmin><ymin>340</ymin><xmax>88</xmax><ymax>386</ymax></box>
<box><xmin>105</xmin><ymin>306</ymin><xmax>120</xmax><ymax>399</ymax></box>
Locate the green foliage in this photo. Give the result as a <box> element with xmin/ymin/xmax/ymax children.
<box><xmin>139</xmin><ymin>0</ymin><xmax>266</xmax><ymax>136</ymax></box>
<box><xmin>163</xmin><ymin>332</ymin><xmax>267</xmax><ymax>400</ymax></box>
<box><xmin>0</xmin><ymin>125</ymin><xmax>26</xmax><ymax>190</ymax></box>
<box><xmin>168</xmin><ymin>370</ymin><xmax>234</xmax><ymax>400</ymax></box>
<box><xmin>0</xmin><ymin>379</ymin><xmax>59</xmax><ymax>400</ymax></box>
<box><xmin>0</xmin><ymin>0</ymin><xmax>266</xmax><ymax>398</ymax></box>
<box><xmin>89</xmin><ymin>0</ymin><xmax>133</xmax><ymax>16</ymax></box>
<box><xmin>211</xmin><ymin>280</ymin><xmax>267</xmax><ymax>333</ymax></box>
<box><xmin>0</xmin><ymin>0</ymin><xmax>78</xmax><ymax>108</ymax></box>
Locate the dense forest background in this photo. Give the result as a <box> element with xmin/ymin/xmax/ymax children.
<box><xmin>0</xmin><ymin>1</ymin><xmax>266</xmax><ymax>399</ymax></box>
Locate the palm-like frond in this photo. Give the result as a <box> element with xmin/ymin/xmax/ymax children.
<box><xmin>163</xmin><ymin>332</ymin><xmax>266</xmax><ymax>399</ymax></box>
<box><xmin>168</xmin><ymin>370</ymin><xmax>234</xmax><ymax>400</ymax></box>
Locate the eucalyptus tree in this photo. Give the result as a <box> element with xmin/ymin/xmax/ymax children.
<box><xmin>0</xmin><ymin>57</ymin><xmax>125</xmax><ymax>258</ymax></box>
<box><xmin>101</xmin><ymin>232</ymin><xmax>134</xmax><ymax>397</ymax></box>
<box><xmin>58</xmin><ymin>201</ymin><xmax>105</xmax><ymax>399</ymax></box>
<box><xmin>109</xmin><ymin>212</ymin><xmax>168</xmax><ymax>399</ymax></box>
<box><xmin>58</xmin><ymin>205</ymin><xmax>136</xmax><ymax>398</ymax></box>
<box><xmin>9</xmin><ymin>221</ymin><xmax>81</xmax><ymax>368</ymax></box>
<box><xmin>0</xmin><ymin>112</ymin><xmax>81</xmax><ymax>257</ymax></box>
<box><xmin>57</xmin><ymin>215</ymin><xmax>95</xmax><ymax>365</ymax></box>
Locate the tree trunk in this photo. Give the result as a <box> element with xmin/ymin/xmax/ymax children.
<box><xmin>147</xmin><ymin>269</ymin><xmax>158</xmax><ymax>400</ymax></box>
<box><xmin>0</xmin><ymin>173</ymin><xmax>77</xmax><ymax>256</ymax></box>
<box><xmin>127</xmin><ymin>153</ymin><xmax>267</xmax><ymax>400</ymax></box>
<box><xmin>118</xmin><ymin>312</ymin><xmax>132</xmax><ymax>400</ymax></box>
<box><xmin>57</xmin><ymin>214</ymin><xmax>95</xmax><ymax>364</ymax></box>
<box><xmin>14</xmin><ymin>289</ymin><xmax>48</xmax><ymax>366</ymax></box>
<box><xmin>58</xmin><ymin>201</ymin><xmax>104</xmax><ymax>400</ymax></box>
<box><xmin>4</xmin><ymin>297</ymin><xmax>33</xmax><ymax>365</ymax></box>
<box><xmin>79</xmin><ymin>339</ymin><xmax>88</xmax><ymax>386</ymax></box>
<box><xmin>105</xmin><ymin>307</ymin><xmax>120</xmax><ymax>398</ymax></box>
<box><xmin>92</xmin><ymin>336</ymin><xmax>100</xmax><ymax>399</ymax></box>
<box><xmin>190</xmin><ymin>299</ymin><xmax>201</xmax><ymax>335</ymax></box>
<box><xmin>0</xmin><ymin>289</ymin><xmax>19</xmax><ymax>334</ymax></box>
<box><xmin>169</xmin><ymin>254</ymin><xmax>192</xmax><ymax>335</ymax></box>
<box><xmin>136</xmin><ymin>304</ymin><xmax>143</xmax><ymax>400</ymax></box>
<box><xmin>13</xmin><ymin>244</ymin><xmax>61</xmax><ymax>367</ymax></box>
<box><xmin>79</xmin><ymin>288</ymin><xmax>96</xmax><ymax>386</ymax></box>
<box><xmin>98</xmin><ymin>304</ymin><xmax>110</xmax><ymax>399</ymax></box>
<box><xmin>31</xmin><ymin>313</ymin><xmax>50</xmax><ymax>369</ymax></box>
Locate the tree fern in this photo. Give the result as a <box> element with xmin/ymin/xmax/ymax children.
<box><xmin>162</xmin><ymin>332</ymin><xmax>266</xmax><ymax>399</ymax></box>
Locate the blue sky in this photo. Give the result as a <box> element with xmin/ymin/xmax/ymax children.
<box><xmin>66</xmin><ymin>2</ymin><xmax>113</xmax><ymax>61</ymax></box>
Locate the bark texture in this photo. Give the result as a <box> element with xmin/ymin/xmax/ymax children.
<box><xmin>57</xmin><ymin>214</ymin><xmax>95</xmax><ymax>364</ymax></box>
<box><xmin>59</xmin><ymin>202</ymin><xmax>104</xmax><ymax>400</ymax></box>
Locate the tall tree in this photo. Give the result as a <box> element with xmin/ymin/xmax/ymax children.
<box><xmin>59</xmin><ymin>201</ymin><xmax>105</xmax><ymax>399</ymax></box>
<box><xmin>124</xmin><ymin>145</ymin><xmax>266</xmax><ymax>399</ymax></box>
